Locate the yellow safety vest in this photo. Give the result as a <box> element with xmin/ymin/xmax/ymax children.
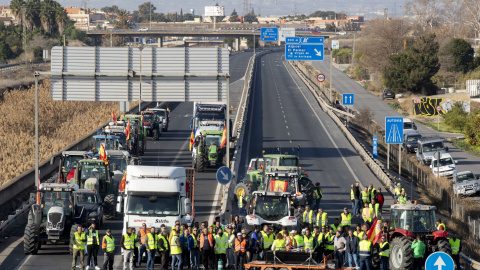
<box><xmin>398</xmin><ymin>196</ymin><xmax>407</xmax><ymax>204</ymax></box>
<box><xmin>361</xmin><ymin>191</ymin><xmax>369</xmax><ymax>203</ymax></box>
<box><xmin>313</xmin><ymin>188</ymin><xmax>322</xmax><ymax>199</ymax></box>
<box><xmin>123</xmin><ymin>233</ymin><xmax>135</xmax><ymax>250</ymax></box>
<box><xmin>103</xmin><ymin>236</ymin><xmax>115</xmax><ymax>252</ymax></box>
<box><xmin>449</xmin><ymin>238</ymin><xmax>460</xmax><ymax>255</ymax></box>
<box><xmin>379</xmin><ymin>242</ymin><xmax>390</xmax><ymax>257</ymax></box>
<box><xmin>304</xmin><ymin>235</ymin><xmax>315</xmax><ymax>251</ymax></box>
<box><xmin>331</xmin><ymin>224</ymin><xmax>339</xmax><ymax>233</ymax></box>
<box><xmin>354</xmin><ymin>231</ymin><xmax>365</xmax><ymax>239</ymax></box>
<box><xmin>362</xmin><ymin>208</ymin><xmax>374</xmax><ymax>222</ymax></box>
<box><xmin>437</xmin><ymin>223</ymin><xmax>446</xmax><ymax>231</ymax></box>
<box><xmin>158</xmin><ymin>235</ymin><xmax>169</xmax><ymax>251</ymax></box>
<box><xmin>238</xmin><ymin>195</ymin><xmax>244</xmax><ymax>208</ymax></box>
<box><xmin>317</xmin><ymin>232</ymin><xmax>325</xmax><ymax>244</ymax></box>
<box><xmin>147</xmin><ymin>233</ymin><xmax>158</xmax><ymax>250</ymax></box>
<box><xmin>171</xmin><ymin>235</ymin><xmax>182</xmax><ymax>255</ymax></box>
<box><xmin>350</xmin><ymin>189</ymin><xmax>355</xmax><ymax>201</ymax></box>
<box><xmin>273</xmin><ymin>239</ymin><xmax>286</xmax><ymax>251</ymax></box>
<box><xmin>359</xmin><ymin>240</ymin><xmax>372</xmax><ymax>257</ymax></box>
<box><xmin>74</xmin><ymin>232</ymin><xmax>86</xmax><ymax>250</ymax></box>
<box><xmin>294</xmin><ymin>234</ymin><xmax>304</xmax><ymax>248</ymax></box>
<box><xmin>303</xmin><ymin>210</ymin><xmax>314</xmax><ymax>224</ymax></box>
<box><xmin>214</xmin><ymin>234</ymin><xmax>228</xmax><ymax>254</ymax></box>
<box><xmin>341</xmin><ymin>213</ymin><xmax>352</xmax><ymax>226</ymax></box>
<box><xmin>326</xmin><ymin>234</ymin><xmax>334</xmax><ymax>250</ymax></box>
<box><xmin>134</xmin><ymin>233</ymin><xmax>139</xmax><ymax>248</ymax></box>
<box><xmin>87</xmin><ymin>230</ymin><xmax>99</xmax><ymax>245</ymax></box>
<box><xmin>370</xmin><ymin>188</ymin><xmax>376</xmax><ymax>201</ymax></box>
<box><xmin>316</xmin><ymin>212</ymin><xmax>328</xmax><ymax>227</ymax></box>
<box><xmin>227</xmin><ymin>233</ymin><xmax>235</xmax><ymax>249</ymax></box>
<box><xmin>260</xmin><ymin>231</ymin><xmax>274</xmax><ymax>249</ymax></box>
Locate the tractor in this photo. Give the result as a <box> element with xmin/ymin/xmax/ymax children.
<box><xmin>192</xmin><ymin>130</ymin><xmax>226</xmax><ymax>172</ymax></box>
<box><xmin>24</xmin><ymin>183</ymin><xmax>84</xmax><ymax>255</ymax></box>
<box><xmin>70</xmin><ymin>159</ymin><xmax>119</xmax><ymax>220</ymax></box>
<box><xmin>120</xmin><ymin>114</ymin><xmax>147</xmax><ymax>156</ymax></box>
<box><xmin>91</xmin><ymin>135</ymin><xmax>123</xmax><ymax>156</ymax></box>
<box><xmin>141</xmin><ymin>111</ymin><xmax>162</xmax><ymax>140</ymax></box>
<box><xmin>106</xmin><ymin>150</ymin><xmax>141</xmax><ymax>182</ymax></box>
<box><xmin>58</xmin><ymin>151</ymin><xmax>91</xmax><ymax>183</ymax></box>
<box><xmin>387</xmin><ymin>204</ymin><xmax>452</xmax><ymax>270</ymax></box>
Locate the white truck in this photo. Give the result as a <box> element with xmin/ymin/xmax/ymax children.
<box><xmin>430</xmin><ymin>153</ymin><xmax>458</xmax><ymax>178</ymax></box>
<box><xmin>453</xmin><ymin>171</ymin><xmax>480</xmax><ymax>197</ymax></box>
<box><xmin>120</xmin><ymin>165</ymin><xmax>194</xmax><ymax>233</ymax></box>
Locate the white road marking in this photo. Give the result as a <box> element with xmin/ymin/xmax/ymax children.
<box><xmin>288</xmin><ymin>132</ymin><xmax>290</xmax><ymax>136</ymax></box>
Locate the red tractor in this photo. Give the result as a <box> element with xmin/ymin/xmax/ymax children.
<box><xmin>387</xmin><ymin>204</ymin><xmax>452</xmax><ymax>270</ymax></box>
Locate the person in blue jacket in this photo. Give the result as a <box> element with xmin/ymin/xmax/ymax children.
<box><xmin>188</xmin><ymin>227</ymin><xmax>201</xmax><ymax>270</ymax></box>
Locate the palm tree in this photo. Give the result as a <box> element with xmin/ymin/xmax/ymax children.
<box><xmin>24</xmin><ymin>0</ymin><xmax>41</xmax><ymax>30</ymax></box>
<box><xmin>55</xmin><ymin>5</ymin><xmax>69</xmax><ymax>34</ymax></box>
<box><xmin>40</xmin><ymin>0</ymin><xmax>55</xmax><ymax>33</ymax></box>
<box><xmin>115</xmin><ymin>9</ymin><xmax>131</xmax><ymax>29</ymax></box>
<box><xmin>10</xmin><ymin>0</ymin><xmax>26</xmax><ymax>25</ymax></box>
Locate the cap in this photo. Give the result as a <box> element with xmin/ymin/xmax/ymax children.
<box><xmin>344</xmin><ymin>207</ymin><xmax>348</xmax><ymax>210</ymax></box>
<box><xmin>106</xmin><ymin>229</ymin><xmax>111</xmax><ymax>233</ymax></box>
<box><xmin>301</xmin><ymin>229</ymin><xmax>306</xmax><ymax>233</ymax></box>
<box><xmin>237</xmin><ymin>233</ymin><xmax>242</xmax><ymax>236</ymax></box>
<box><xmin>290</xmin><ymin>230</ymin><xmax>296</xmax><ymax>234</ymax></box>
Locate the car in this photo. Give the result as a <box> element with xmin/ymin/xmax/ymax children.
<box><xmin>337</xmin><ymin>31</ymin><xmax>347</xmax><ymax>35</ymax></box>
<box><xmin>382</xmin><ymin>88</ymin><xmax>396</xmax><ymax>100</ymax></box>
<box><xmin>403</xmin><ymin>130</ymin><xmax>421</xmax><ymax>153</ymax></box>
<box><xmin>73</xmin><ymin>189</ymin><xmax>104</xmax><ymax>227</ymax></box>
<box><xmin>403</xmin><ymin>118</ymin><xmax>417</xmax><ymax>131</ymax></box>
<box><xmin>417</xmin><ymin>138</ymin><xmax>448</xmax><ymax>165</ymax></box>
<box><xmin>138</xmin><ymin>28</ymin><xmax>149</xmax><ymax>32</ymax></box>
<box><xmin>430</xmin><ymin>153</ymin><xmax>458</xmax><ymax>178</ymax></box>
<box><xmin>453</xmin><ymin>171</ymin><xmax>480</xmax><ymax>197</ymax></box>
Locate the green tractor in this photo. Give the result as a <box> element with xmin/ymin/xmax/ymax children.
<box><xmin>192</xmin><ymin>130</ymin><xmax>226</xmax><ymax>172</ymax></box>
<box><xmin>70</xmin><ymin>159</ymin><xmax>118</xmax><ymax>220</ymax></box>
<box><xmin>120</xmin><ymin>114</ymin><xmax>147</xmax><ymax>156</ymax></box>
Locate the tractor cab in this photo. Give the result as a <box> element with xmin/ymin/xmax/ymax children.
<box><xmin>58</xmin><ymin>151</ymin><xmax>92</xmax><ymax>183</ymax></box>
<box><xmin>263</xmin><ymin>154</ymin><xmax>300</xmax><ymax>168</ymax></box>
<box><xmin>92</xmin><ymin>135</ymin><xmax>122</xmax><ymax>155</ymax></box>
<box><xmin>390</xmin><ymin>204</ymin><xmax>436</xmax><ymax>233</ymax></box>
<box><xmin>72</xmin><ymin>159</ymin><xmax>113</xmax><ymax>197</ymax></box>
<box><xmin>39</xmin><ymin>183</ymin><xmax>78</xmax><ymax>222</ymax></box>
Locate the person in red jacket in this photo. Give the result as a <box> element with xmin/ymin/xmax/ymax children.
<box><xmin>374</xmin><ymin>188</ymin><xmax>385</xmax><ymax>211</ymax></box>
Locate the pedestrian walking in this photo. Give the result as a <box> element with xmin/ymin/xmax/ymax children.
<box><xmin>86</xmin><ymin>222</ymin><xmax>100</xmax><ymax>270</ymax></box>
<box><xmin>358</xmin><ymin>234</ymin><xmax>372</xmax><ymax>270</ymax></box>
<box><xmin>449</xmin><ymin>234</ymin><xmax>461</xmax><ymax>269</ymax></box>
<box><xmin>72</xmin><ymin>224</ymin><xmax>86</xmax><ymax>270</ymax></box>
<box><xmin>102</xmin><ymin>229</ymin><xmax>115</xmax><ymax>270</ymax></box>
<box><xmin>121</xmin><ymin>227</ymin><xmax>136</xmax><ymax>270</ymax></box>
<box><xmin>379</xmin><ymin>235</ymin><xmax>390</xmax><ymax>270</ymax></box>
<box><xmin>146</xmin><ymin>227</ymin><xmax>158</xmax><ymax>270</ymax></box>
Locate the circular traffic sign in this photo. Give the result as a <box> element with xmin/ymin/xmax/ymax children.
<box><xmin>317</xmin><ymin>74</ymin><xmax>325</xmax><ymax>82</ymax></box>
<box><xmin>436</xmin><ymin>106</ymin><xmax>442</xmax><ymax>112</ymax></box>
<box><xmin>216</xmin><ymin>166</ymin><xmax>232</xmax><ymax>185</ymax></box>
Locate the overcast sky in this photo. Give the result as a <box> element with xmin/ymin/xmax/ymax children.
<box><xmin>53</xmin><ymin>0</ymin><xmax>407</xmax><ymax>17</ymax></box>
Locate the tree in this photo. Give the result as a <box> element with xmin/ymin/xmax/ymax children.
<box><xmin>325</xmin><ymin>23</ymin><xmax>336</xmax><ymax>32</ymax></box>
<box><xmin>183</xmin><ymin>13</ymin><xmax>194</xmax><ymax>21</ymax></box>
<box><xmin>115</xmin><ymin>9</ymin><xmax>132</xmax><ymax>29</ymax></box>
<box><xmin>382</xmin><ymin>34</ymin><xmax>440</xmax><ymax>94</ymax></box>
<box><xmin>309</xmin><ymin>11</ymin><xmax>336</xmax><ymax>18</ymax></box>
<box><xmin>179</xmin><ymin>8</ymin><xmax>183</xmax><ymax>22</ymax></box>
<box><xmin>0</xmin><ymin>42</ymin><xmax>13</xmax><ymax>61</ymax></box>
<box><xmin>243</xmin><ymin>9</ymin><xmax>258</xmax><ymax>23</ymax></box>
<box><xmin>138</xmin><ymin>2</ymin><xmax>156</xmax><ymax>16</ymax></box>
<box><xmin>229</xmin><ymin>9</ymin><xmax>240</xmax><ymax>22</ymax></box>
<box><xmin>462</xmin><ymin>0</ymin><xmax>480</xmax><ymax>39</ymax></box>
<box><xmin>442</xmin><ymin>38</ymin><xmax>475</xmax><ymax>73</ymax></box>
<box><xmin>405</xmin><ymin>0</ymin><xmax>443</xmax><ymax>33</ymax></box>
<box><xmin>101</xmin><ymin>5</ymin><xmax>119</xmax><ymax>13</ymax></box>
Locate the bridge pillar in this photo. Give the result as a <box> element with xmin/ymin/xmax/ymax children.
<box><xmin>235</xmin><ymin>38</ymin><xmax>240</xmax><ymax>51</ymax></box>
<box><xmin>158</xmin><ymin>36</ymin><xmax>164</xmax><ymax>47</ymax></box>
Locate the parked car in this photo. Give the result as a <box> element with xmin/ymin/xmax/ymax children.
<box><xmin>453</xmin><ymin>171</ymin><xmax>480</xmax><ymax>197</ymax></box>
<box><xmin>403</xmin><ymin>130</ymin><xmax>422</xmax><ymax>153</ymax></box>
<box><xmin>416</xmin><ymin>138</ymin><xmax>448</xmax><ymax>165</ymax></box>
<box><xmin>382</xmin><ymin>88</ymin><xmax>396</xmax><ymax>100</ymax></box>
<box><xmin>138</xmin><ymin>28</ymin><xmax>149</xmax><ymax>32</ymax></box>
<box><xmin>430</xmin><ymin>153</ymin><xmax>458</xmax><ymax>178</ymax></box>
<box><xmin>337</xmin><ymin>31</ymin><xmax>347</xmax><ymax>35</ymax></box>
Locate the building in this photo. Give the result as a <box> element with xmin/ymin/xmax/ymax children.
<box><xmin>65</xmin><ymin>6</ymin><xmax>106</xmax><ymax>29</ymax></box>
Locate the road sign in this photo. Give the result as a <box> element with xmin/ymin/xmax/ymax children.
<box><xmin>373</xmin><ymin>136</ymin><xmax>378</xmax><ymax>160</ymax></box>
<box><xmin>261</xmin><ymin>28</ymin><xmax>279</xmax><ymax>42</ymax></box>
<box><xmin>279</xmin><ymin>28</ymin><xmax>295</xmax><ymax>42</ymax></box>
<box><xmin>332</xmin><ymin>40</ymin><xmax>339</xmax><ymax>50</ymax></box>
<box><xmin>385</xmin><ymin>117</ymin><xmax>404</xmax><ymax>144</ymax></box>
<box><xmin>317</xmin><ymin>74</ymin><xmax>325</xmax><ymax>82</ymax></box>
<box><xmin>425</xmin><ymin>252</ymin><xmax>454</xmax><ymax>270</ymax></box>
<box><xmin>285</xmin><ymin>37</ymin><xmax>324</xmax><ymax>61</ymax></box>
<box><xmin>436</xmin><ymin>106</ymin><xmax>442</xmax><ymax>112</ymax></box>
<box><xmin>216</xmin><ymin>166</ymin><xmax>232</xmax><ymax>185</ymax></box>
<box><xmin>342</xmin><ymin>93</ymin><xmax>354</xmax><ymax>105</ymax></box>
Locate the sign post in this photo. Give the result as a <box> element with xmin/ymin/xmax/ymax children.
<box><xmin>385</xmin><ymin>117</ymin><xmax>404</xmax><ymax>171</ymax></box>
<box><xmin>434</xmin><ymin>151</ymin><xmax>441</xmax><ymax>179</ymax></box>
<box><xmin>373</xmin><ymin>136</ymin><xmax>378</xmax><ymax>160</ymax></box>
<box><xmin>436</xmin><ymin>105</ymin><xmax>442</xmax><ymax>131</ymax></box>
<box><xmin>279</xmin><ymin>28</ymin><xmax>295</xmax><ymax>42</ymax></box>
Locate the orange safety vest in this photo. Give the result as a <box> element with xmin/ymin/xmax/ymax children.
<box><xmin>139</xmin><ymin>229</ymin><xmax>151</xmax><ymax>245</ymax></box>
<box><xmin>200</xmin><ymin>233</ymin><xmax>214</xmax><ymax>249</ymax></box>
<box><xmin>285</xmin><ymin>236</ymin><xmax>293</xmax><ymax>251</ymax></box>
<box><xmin>234</xmin><ymin>239</ymin><xmax>246</xmax><ymax>252</ymax></box>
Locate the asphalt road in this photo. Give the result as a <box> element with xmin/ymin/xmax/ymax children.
<box><xmin>312</xmin><ymin>56</ymin><xmax>480</xmax><ymax>181</ymax></box>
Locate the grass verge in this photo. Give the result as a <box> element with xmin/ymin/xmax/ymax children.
<box><xmin>415</xmin><ymin>119</ymin><xmax>463</xmax><ymax>134</ymax></box>
<box><xmin>452</xmin><ymin>138</ymin><xmax>480</xmax><ymax>158</ymax></box>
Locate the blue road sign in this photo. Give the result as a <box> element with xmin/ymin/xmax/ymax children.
<box><xmin>425</xmin><ymin>252</ymin><xmax>454</xmax><ymax>270</ymax></box>
<box><xmin>385</xmin><ymin>117</ymin><xmax>404</xmax><ymax>144</ymax></box>
<box><xmin>373</xmin><ymin>136</ymin><xmax>378</xmax><ymax>160</ymax></box>
<box><xmin>261</xmin><ymin>28</ymin><xmax>279</xmax><ymax>42</ymax></box>
<box><xmin>342</xmin><ymin>93</ymin><xmax>354</xmax><ymax>105</ymax></box>
<box><xmin>285</xmin><ymin>37</ymin><xmax>324</xmax><ymax>61</ymax></box>
<box><xmin>216</xmin><ymin>166</ymin><xmax>232</xmax><ymax>185</ymax></box>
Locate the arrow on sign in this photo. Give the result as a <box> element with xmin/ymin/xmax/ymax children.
<box><xmin>434</xmin><ymin>256</ymin><xmax>446</xmax><ymax>270</ymax></box>
<box><xmin>314</xmin><ymin>48</ymin><xmax>322</xmax><ymax>57</ymax></box>
<box><xmin>220</xmin><ymin>170</ymin><xmax>229</xmax><ymax>181</ymax></box>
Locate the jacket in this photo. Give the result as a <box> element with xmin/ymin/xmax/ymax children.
<box><xmin>179</xmin><ymin>234</ymin><xmax>188</xmax><ymax>250</ymax></box>
<box><xmin>345</xmin><ymin>236</ymin><xmax>359</xmax><ymax>254</ymax></box>
<box><xmin>375</xmin><ymin>193</ymin><xmax>384</xmax><ymax>206</ymax></box>
<box><xmin>188</xmin><ymin>234</ymin><xmax>200</xmax><ymax>250</ymax></box>
<box><xmin>353</xmin><ymin>186</ymin><xmax>360</xmax><ymax>200</ymax></box>
<box><xmin>411</xmin><ymin>241</ymin><xmax>426</xmax><ymax>258</ymax></box>
<box><xmin>334</xmin><ymin>236</ymin><xmax>346</xmax><ymax>252</ymax></box>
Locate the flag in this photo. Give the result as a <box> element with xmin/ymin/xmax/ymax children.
<box><xmin>99</xmin><ymin>143</ymin><xmax>108</xmax><ymax>164</ymax></box>
<box><xmin>126</xmin><ymin>120</ymin><xmax>131</xmax><ymax>140</ymax></box>
<box><xmin>189</xmin><ymin>129</ymin><xmax>194</xmax><ymax>151</ymax></box>
<box><xmin>220</xmin><ymin>126</ymin><xmax>227</xmax><ymax>149</ymax></box>
<box><xmin>112</xmin><ymin>110</ymin><xmax>117</xmax><ymax>125</ymax></box>
<box><xmin>119</xmin><ymin>170</ymin><xmax>127</xmax><ymax>191</ymax></box>
<box><xmin>367</xmin><ymin>218</ymin><xmax>383</xmax><ymax>245</ymax></box>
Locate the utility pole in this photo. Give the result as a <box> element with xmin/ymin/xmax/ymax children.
<box><xmin>330</xmin><ymin>48</ymin><xmax>333</xmax><ymax>103</ymax></box>
<box><xmin>22</xmin><ymin>6</ymin><xmax>26</xmax><ymax>66</ymax></box>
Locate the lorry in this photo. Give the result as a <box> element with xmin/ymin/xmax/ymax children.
<box><xmin>244</xmin><ymin>191</ymin><xmax>298</xmax><ymax>231</ymax></box>
<box><xmin>191</xmin><ymin>103</ymin><xmax>230</xmax><ymax>135</ymax></box>
<box><xmin>120</xmin><ymin>166</ymin><xmax>195</xmax><ymax>233</ymax></box>
<box><xmin>416</xmin><ymin>138</ymin><xmax>448</xmax><ymax>165</ymax></box>
<box><xmin>453</xmin><ymin>171</ymin><xmax>480</xmax><ymax>197</ymax></box>
<box><xmin>430</xmin><ymin>153</ymin><xmax>458</xmax><ymax>178</ymax></box>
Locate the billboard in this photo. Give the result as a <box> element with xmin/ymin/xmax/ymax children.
<box><xmin>279</xmin><ymin>28</ymin><xmax>295</xmax><ymax>42</ymax></box>
<box><xmin>205</xmin><ymin>6</ymin><xmax>224</xmax><ymax>16</ymax></box>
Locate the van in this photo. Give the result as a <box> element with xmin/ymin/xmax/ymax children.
<box><xmin>403</xmin><ymin>118</ymin><xmax>417</xmax><ymax>131</ymax></box>
<box><xmin>403</xmin><ymin>130</ymin><xmax>421</xmax><ymax>153</ymax></box>
<box><xmin>416</xmin><ymin>138</ymin><xmax>448</xmax><ymax>165</ymax></box>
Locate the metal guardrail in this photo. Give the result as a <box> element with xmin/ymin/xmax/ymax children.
<box><xmin>0</xmin><ymin>61</ymin><xmax>50</xmax><ymax>72</ymax></box>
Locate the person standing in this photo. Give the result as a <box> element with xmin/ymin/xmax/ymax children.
<box><xmin>324</xmin><ymin>227</ymin><xmax>335</xmax><ymax>256</ymax></box>
<box><xmin>345</xmin><ymin>230</ymin><xmax>359</xmax><ymax>268</ymax></box>
<box><xmin>285</xmin><ymin>230</ymin><xmax>293</xmax><ymax>251</ymax></box>
<box><xmin>146</xmin><ymin>227</ymin><xmax>158</xmax><ymax>270</ymax></box>
<box><xmin>340</xmin><ymin>207</ymin><xmax>352</xmax><ymax>233</ymax></box>
<box><xmin>132</xmin><ymin>228</ymin><xmax>139</xmax><ymax>268</ymax></box>
<box><xmin>233</xmin><ymin>233</ymin><xmax>247</xmax><ymax>270</ymax></box>
<box><xmin>181</xmin><ymin>228</ymin><xmax>191</xmax><ymax>270</ymax></box>
<box><xmin>302</xmin><ymin>206</ymin><xmax>314</xmax><ymax>231</ymax></box>
<box><xmin>292</xmin><ymin>230</ymin><xmax>304</xmax><ymax>250</ymax></box>
<box><xmin>248</xmin><ymin>226</ymin><xmax>260</xmax><ymax>262</ymax></box>
<box><xmin>350</xmin><ymin>184</ymin><xmax>356</xmax><ymax>215</ymax></box>
<box><xmin>138</xmin><ymin>223</ymin><xmax>151</xmax><ymax>267</ymax></box>
<box><xmin>330</xmin><ymin>219</ymin><xmax>341</xmax><ymax>233</ymax></box>
<box><xmin>449</xmin><ymin>234</ymin><xmax>461</xmax><ymax>269</ymax></box>
<box><xmin>368</xmin><ymin>184</ymin><xmax>376</xmax><ymax>203</ymax></box>
<box><xmin>225</xmin><ymin>226</ymin><xmax>235</xmax><ymax>269</ymax></box>
<box><xmin>374</xmin><ymin>188</ymin><xmax>385</xmax><ymax>212</ymax></box>
<box><xmin>312</xmin><ymin>183</ymin><xmax>323</xmax><ymax>210</ymax></box>
<box><xmin>189</xmin><ymin>227</ymin><xmax>201</xmax><ymax>270</ymax></box>
<box><xmin>315</xmin><ymin>208</ymin><xmax>328</xmax><ymax>228</ymax></box>
<box><xmin>362</xmin><ymin>203</ymin><xmax>374</xmax><ymax>227</ymax></box>
<box><xmin>361</xmin><ymin>187</ymin><xmax>370</xmax><ymax>205</ymax></box>
<box><xmin>353</xmin><ymin>182</ymin><xmax>361</xmax><ymax>216</ymax></box>
<box><xmin>411</xmin><ymin>236</ymin><xmax>426</xmax><ymax>270</ymax></box>
<box><xmin>121</xmin><ymin>227</ymin><xmax>136</xmax><ymax>270</ymax></box>
<box><xmin>241</xmin><ymin>230</ymin><xmax>251</xmax><ymax>262</ymax></box>
<box><xmin>333</xmin><ymin>231</ymin><xmax>346</xmax><ymax>269</ymax></box>
<box><xmin>259</xmin><ymin>225</ymin><xmax>274</xmax><ymax>259</ymax></box>
<box><xmin>72</xmin><ymin>225</ymin><xmax>86</xmax><ymax>270</ymax></box>
<box><xmin>200</xmin><ymin>227</ymin><xmax>215</xmax><ymax>270</ymax></box>
<box><xmin>303</xmin><ymin>229</ymin><xmax>315</xmax><ymax>253</ymax></box>
<box><xmin>102</xmin><ymin>229</ymin><xmax>115</xmax><ymax>270</ymax></box>
<box><xmin>358</xmin><ymin>234</ymin><xmax>372</xmax><ymax>270</ymax></box>
<box><xmin>379</xmin><ymin>235</ymin><xmax>390</xmax><ymax>270</ymax></box>
<box><xmin>271</xmin><ymin>233</ymin><xmax>286</xmax><ymax>251</ymax></box>
<box><xmin>436</xmin><ymin>219</ymin><xmax>446</xmax><ymax>231</ymax></box>
<box><xmin>238</xmin><ymin>191</ymin><xmax>246</xmax><ymax>216</ymax></box>
<box><xmin>397</xmin><ymin>191</ymin><xmax>407</xmax><ymax>204</ymax></box>
<box><xmin>171</xmin><ymin>230</ymin><xmax>183</xmax><ymax>270</ymax></box>
<box><xmin>86</xmin><ymin>222</ymin><xmax>100</xmax><ymax>270</ymax></box>
<box><xmin>214</xmin><ymin>227</ymin><xmax>228</xmax><ymax>269</ymax></box>
<box><xmin>158</xmin><ymin>231</ymin><xmax>169</xmax><ymax>270</ymax></box>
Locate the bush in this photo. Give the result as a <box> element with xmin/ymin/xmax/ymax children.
<box><xmin>443</xmin><ymin>101</ymin><xmax>468</xmax><ymax>131</ymax></box>
<box><xmin>332</xmin><ymin>48</ymin><xmax>352</xmax><ymax>64</ymax></box>
<box><xmin>33</xmin><ymin>46</ymin><xmax>43</xmax><ymax>61</ymax></box>
<box><xmin>464</xmin><ymin>110</ymin><xmax>480</xmax><ymax>145</ymax></box>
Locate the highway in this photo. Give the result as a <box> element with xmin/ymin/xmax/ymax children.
<box><xmin>312</xmin><ymin>56</ymin><xmax>480</xmax><ymax>177</ymax></box>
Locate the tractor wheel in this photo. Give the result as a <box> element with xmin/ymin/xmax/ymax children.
<box><xmin>196</xmin><ymin>154</ymin><xmax>206</xmax><ymax>172</ymax></box>
<box><xmin>389</xmin><ymin>237</ymin><xmax>413</xmax><ymax>270</ymax></box>
<box><xmin>24</xmin><ymin>223</ymin><xmax>38</xmax><ymax>255</ymax></box>
<box><xmin>437</xmin><ymin>239</ymin><xmax>452</xmax><ymax>255</ymax></box>
<box><xmin>372</xmin><ymin>243</ymin><xmax>381</xmax><ymax>270</ymax></box>
<box><xmin>234</xmin><ymin>182</ymin><xmax>252</xmax><ymax>202</ymax></box>
<box><xmin>103</xmin><ymin>194</ymin><xmax>116</xmax><ymax>220</ymax></box>
<box><xmin>69</xmin><ymin>224</ymin><xmax>77</xmax><ymax>254</ymax></box>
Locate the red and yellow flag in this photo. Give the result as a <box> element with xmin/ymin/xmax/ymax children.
<box><xmin>189</xmin><ymin>129</ymin><xmax>195</xmax><ymax>151</ymax></box>
<box><xmin>367</xmin><ymin>218</ymin><xmax>383</xmax><ymax>245</ymax></box>
<box><xmin>126</xmin><ymin>120</ymin><xmax>131</xmax><ymax>140</ymax></box>
<box><xmin>99</xmin><ymin>143</ymin><xmax>108</xmax><ymax>164</ymax></box>
<box><xmin>119</xmin><ymin>170</ymin><xmax>127</xmax><ymax>191</ymax></box>
<box><xmin>112</xmin><ymin>110</ymin><xmax>117</xmax><ymax>125</ymax></box>
<box><xmin>220</xmin><ymin>126</ymin><xmax>227</xmax><ymax>149</ymax></box>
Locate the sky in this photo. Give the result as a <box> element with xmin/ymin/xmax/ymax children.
<box><xmin>53</xmin><ymin>0</ymin><xmax>408</xmax><ymax>18</ymax></box>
